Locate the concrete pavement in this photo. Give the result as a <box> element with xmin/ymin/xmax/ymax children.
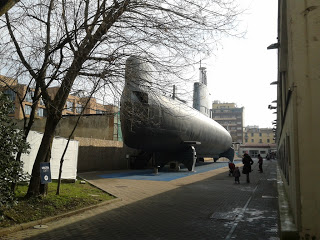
<box><xmin>1</xmin><ymin>159</ymin><xmax>280</xmax><ymax>240</ymax></box>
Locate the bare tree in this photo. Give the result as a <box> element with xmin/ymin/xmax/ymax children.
<box><xmin>56</xmin><ymin>78</ymin><xmax>104</xmax><ymax>195</ymax></box>
<box><xmin>0</xmin><ymin>0</ymin><xmax>242</xmax><ymax>197</ymax></box>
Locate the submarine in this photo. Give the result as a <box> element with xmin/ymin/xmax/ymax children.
<box><xmin>120</xmin><ymin>56</ymin><xmax>234</xmax><ymax>171</ymax></box>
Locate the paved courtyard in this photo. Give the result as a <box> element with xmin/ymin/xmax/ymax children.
<box><xmin>1</xmin><ymin>159</ymin><xmax>279</xmax><ymax>240</ymax></box>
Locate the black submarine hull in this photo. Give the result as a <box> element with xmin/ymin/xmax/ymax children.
<box><xmin>120</xmin><ymin>56</ymin><xmax>233</xmax><ymax>169</ymax></box>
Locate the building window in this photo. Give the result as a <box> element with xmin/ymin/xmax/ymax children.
<box><xmin>245</xmin><ymin>139</ymin><xmax>248</xmax><ymax>143</ymax></box>
<box><xmin>4</xmin><ymin>89</ymin><xmax>16</xmax><ymax>102</ymax></box>
<box><xmin>251</xmin><ymin>133</ymin><xmax>254</xmax><ymax>137</ymax></box>
<box><xmin>67</xmin><ymin>101</ymin><xmax>74</xmax><ymax>111</ymax></box>
<box><xmin>40</xmin><ymin>97</ymin><xmax>45</xmax><ymax>106</ymax></box>
<box><xmin>259</xmin><ymin>133</ymin><xmax>262</xmax><ymax>137</ymax></box>
<box><xmin>76</xmin><ymin>103</ymin><xmax>83</xmax><ymax>113</ymax></box>
<box><xmin>25</xmin><ymin>91</ymin><xmax>34</xmax><ymax>102</ymax></box>
<box><xmin>25</xmin><ymin>105</ymin><xmax>32</xmax><ymax>115</ymax></box>
<box><xmin>251</xmin><ymin>139</ymin><xmax>254</xmax><ymax>143</ymax></box>
<box><xmin>96</xmin><ymin>109</ymin><xmax>106</xmax><ymax>114</ymax></box>
<box><xmin>267</xmin><ymin>139</ymin><xmax>270</xmax><ymax>143</ymax></box>
<box><xmin>37</xmin><ymin>108</ymin><xmax>47</xmax><ymax>117</ymax></box>
<box><xmin>259</xmin><ymin>139</ymin><xmax>262</xmax><ymax>143</ymax></box>
<box><xmin>4</xmin><ymin>89</ymin><xmax>15</xmax><ymax>113</ymax></box>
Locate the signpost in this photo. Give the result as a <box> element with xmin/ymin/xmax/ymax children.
<box><xmin>34</xmin><ymin>162</ymin><xmax>52</xmax><ymax>229</ymax></box>
<box><xmin>40</xmin><ymin>162</ymin><xmax>52</xmax><ymax>184</ymax></box>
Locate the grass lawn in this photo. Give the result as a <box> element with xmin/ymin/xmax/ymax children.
<box><xmin>0</xmin><ymin>179</ymin><xmax>115</xmax><ymax>228</ymax></box>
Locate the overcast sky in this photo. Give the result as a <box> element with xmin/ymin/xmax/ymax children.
<box><xmin>205</xmin><ymin>0</ymin><xmax>278</xmax><ymax>128</ymax></box>
<box><xmin>1</xmin><ymin>0</ymin><xmax>278</xmax><ymax>129</ymax></box>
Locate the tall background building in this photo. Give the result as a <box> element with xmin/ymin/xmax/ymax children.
<box><xmin>211</xmin><ymin>101</ymin><xmax>244</xmax><ymax>144</ymax></box>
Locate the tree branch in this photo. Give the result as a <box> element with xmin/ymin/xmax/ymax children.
<box><xmin>5</xmin><ymin>13</ymin><xmax>37</xmax><ymax>80</ymax></box>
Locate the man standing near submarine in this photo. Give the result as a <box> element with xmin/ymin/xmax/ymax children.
<box><xmin>242</xmin><ymin>153</ymin><xmax>254</xmax><ymax>183</ymax></box>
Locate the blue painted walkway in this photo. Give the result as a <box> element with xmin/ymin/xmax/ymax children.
<box><xmin>99</xmin><ymin>160</ymin><xmax>242</xmax><ymax>181</ymax></box>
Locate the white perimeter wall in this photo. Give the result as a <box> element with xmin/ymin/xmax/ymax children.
<box><xmin>21</xmin><ymin>131</ymin><xmax>79</xmax><ymax>180</ymax></box>
<box><xmin>239</xmin><ymin>147</ymin><xmax>271</xmax><ymax>158</ymax></box>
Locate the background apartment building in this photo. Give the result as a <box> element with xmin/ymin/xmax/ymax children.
<box><xmin>240</xmin><ymin>126</ymin><xmax>276</xmax><ymax>158</ymax></box>
<box><xmin>0</xmin><ymin>75</ymin><xmax>117</xmax><ymax>120</ymax></box>
<box><xmin>243</xmin><ymin>125</ymin><xmax>275</xmax><ymax>144</ymax></box>
<box><xmin>211</xmin><ymin>101</ymin><xmax>244</xmax><ymax>144</ymax></box>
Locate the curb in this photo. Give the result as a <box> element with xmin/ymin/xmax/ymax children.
<box><xmin>276</xmin><ymin>165</ymin><xmax>299</xmax><ymax>240</ymax></box>
<box><xmin>0</xmin><ymin>197</ymin><xmax>121</xmax><ymax>237</ymax></box>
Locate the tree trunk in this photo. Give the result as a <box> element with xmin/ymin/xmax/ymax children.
<box><xmin>39</xmin><ymin>141</ymin><xmax>52</xmax><ymax>196</ymax></box>
<box><xmin>25</xmin><ymin>114</ymin><xmax>59</xmax><ymax>198</ymax></box>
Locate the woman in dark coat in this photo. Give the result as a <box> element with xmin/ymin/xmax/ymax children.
<box><xmin>242</xmin><ymin>153</ymin><xmax>254</xmax><ymax>183</ymax></box>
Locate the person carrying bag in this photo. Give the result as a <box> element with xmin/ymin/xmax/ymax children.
<box><xmin>242</xmin><ymin>153</ymin><xmax>254</xmax><ymax>183</ymax></box>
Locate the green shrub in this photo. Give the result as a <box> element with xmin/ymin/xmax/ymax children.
<box><xmin>0</xmin><ymin>93</ymin><xmax>29</xmax><ymax>209</ymax></box>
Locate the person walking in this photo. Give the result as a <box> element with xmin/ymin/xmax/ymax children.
<box><xmin>258</xmin><ymin>154</ymin><xmax>263</xmax><ymax>173</ymax></box>
<box><xmin>242</xmin><ymin>153</ymin><xmax>254</xmax><ymax>183</ymax></box>
<box><xmin>228</xmin><ymin>161</ymin><xmax>235</xmax><ymax>176</ymax></box>
<box><xmin>233</xmin><ymin>166</ymin><xmax>241</xmax><ymax>184</ymax></box>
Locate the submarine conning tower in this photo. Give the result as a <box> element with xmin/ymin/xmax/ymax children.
<box><xmin>193</xmin><ymin>66</ymin><xmax>211</xmax><ymax>117</ymax></box>
<box><xmin>124</xmin><ymin>56</ymin><xmax>154</xmax><ymax>91</ymax></box>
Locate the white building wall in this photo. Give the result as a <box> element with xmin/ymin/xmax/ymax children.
<box><xmin>21</xmin><ymin>131</ymin><xmax>79</xmax><ymax>180</ymax></box>
<box><xmin>239</xmin><ymin>147</ymin><xmax>272</xmax><ymax>158</ymax></box>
